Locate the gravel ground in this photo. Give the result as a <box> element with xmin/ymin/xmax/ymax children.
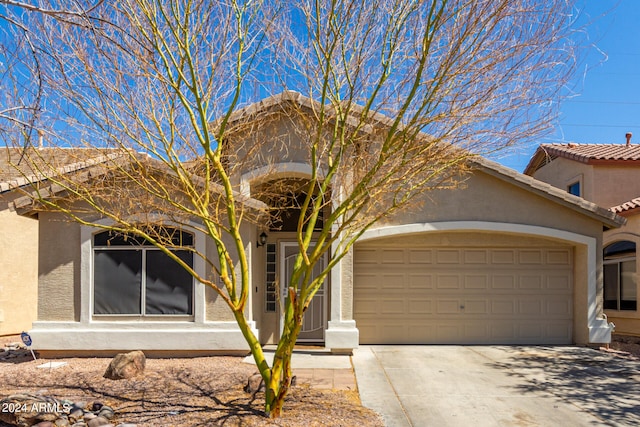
<box><xmin>607</xmin><ymin>334</ymin><xmax>640</xmax><ymax>358</ymax></box>
<box><xmin>0</xmin><ymin>349</ymin><xmax>383</xmax><ymax>427</ymax></box>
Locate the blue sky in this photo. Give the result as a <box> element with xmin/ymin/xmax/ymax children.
<box><xmin>496</xmin><ymin>0</ymin><xmax>640</xmax><ymax>172</ymax></box>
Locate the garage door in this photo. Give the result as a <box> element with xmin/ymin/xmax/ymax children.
<box><xmin>354</xmin><ymin>243</ymin><xmax>573</xmax><ymax>344</ymax></box>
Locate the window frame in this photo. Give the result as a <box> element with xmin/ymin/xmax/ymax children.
<box><xmin>92</xmin><ymin>229</ymin><xmax>195</xmax><ymax>319</ymax></box>
<box><xmin>567</xmin><ymin>181</ymin><xmax>581</xmax><ymax>197</ymax></box>
<box><xmin>603</xmin><ymin>241</ymin><xmax>637</xmax><ymax>312</ymax></box>
<box><xmin>81</xmin><ymin>220</ymin><xmax>206</xmax><ymax>324</ymax></box>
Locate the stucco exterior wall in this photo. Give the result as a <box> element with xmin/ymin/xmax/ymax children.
<box><xmin>229</xmin><ymin>114</ymin><xmax>317</xmax><ymax>185</ymax></box>
<box><xmin>383</xmin><ymin>171</ymin><xmax>604</xmax><ymax>240</ymax></box>
<box><xmin>204</xmin><ymin>223</ymin><xmax>256</xmax><ymax>323</ymax></box>
<box><xmin>532</xmin><ymin>158</ymin><xmax>640</xmax><ymax>209</ymax></box>
<box><xmin>591</xmin><ymin>166</ymin><xmax>640</xmax><ymax>208</ymax></box>
<box><xmin>0</xmin><ymin>195</ymin><xmax>38</xmax><ymax>336</ymax></box>
<box><xmin>38</xmin><ymin>211</ymin><xmax>80</xmax><ymax>322</ymax></box>
<box><xmin>530</xmin><ymin>157</ymin><xmax>592</xmax><ymax>200</ymax></box>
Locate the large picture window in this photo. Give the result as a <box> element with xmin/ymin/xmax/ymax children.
<box><xmin>604</xmin><ymin>241</ymin><xmax>637</xmax><ymax>311</ymax></box>
<box><xmin>93</xmin><ymin>229</ymin><xmax>194</xmax><ymax>316</ymax></box>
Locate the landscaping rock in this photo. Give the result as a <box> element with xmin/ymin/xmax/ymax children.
<box><xmin>103</xmin><ymin>351</ymin><xmax>145</xmax><ymax>380</ymax></box>
<box><xmin>86</xmin><ymin>416</ymin><xmax>112</xmax><ymax>427</ymax></box>
<box><xmin>243</xmin><ymin>372</ymin><xmax>264</xmax><ymax>394</ymax></box>
<box><xmin>0</xmin><ymin>393</ymin><xmax>62</xmax><ymax>426</ymax></box>
<box><xmin>0</xmin><ymin>393</ymin><xmax>137</xmax><ymax>427</ymax></box>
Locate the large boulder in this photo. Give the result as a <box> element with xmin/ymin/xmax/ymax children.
<box><xmin>103</xmin><ymin>351</ymin><xmax>146</xmax><ymax>380</ymax></box>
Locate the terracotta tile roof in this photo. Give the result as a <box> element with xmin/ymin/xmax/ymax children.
<box><xmin>610</xmin><ymin>197</ymin><xmax>640</xmax><ymax>215</ymax></box>
<box><xmin>543</xmin><ymin>143</ymin><xmax>640</xmax><ymax>161</ymax></box>
<box><xmin>0</xmin><ymin>147</ymin><xmax>121</xmax><ymax>193</ymax></box>
<box><xmin>524</xmin><ymin>143</ymin><xmax>640</xmax><ymax>175</ymax></box>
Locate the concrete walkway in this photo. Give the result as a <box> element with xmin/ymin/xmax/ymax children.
<box><xmin>353</xmin><ymin>345</ymin><xmax>640</xmax><ymax>427</ymax></box>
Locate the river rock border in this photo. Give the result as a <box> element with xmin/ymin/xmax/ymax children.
<box><xmin>0</xmin><ymin>394</ymin><xmax>136</xmax><ymax>427</ymax></box>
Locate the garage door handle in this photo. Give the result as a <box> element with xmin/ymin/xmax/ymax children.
<box><xmin>460</xmin><ymin>305</ymin><xmax>465</xmax><ymax>309</ymax></box>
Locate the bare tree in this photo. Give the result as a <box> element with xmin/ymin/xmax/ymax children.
<box><xmin>1</xmin><ymin>0</ymin><xmax>578</xmax><ymax>417</ymax></box>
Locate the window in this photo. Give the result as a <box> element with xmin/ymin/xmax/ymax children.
<box><xmin>265</xmin><ymin>243</ymin><xmax>277</xmax><ymax>312</ymax></box>
<box><xmin>604</xmin><ymin>241</ymin><xmax>637</xmax><ymax>311</ymax></box>
<box><xmin>93</xmin><ymin>229</ymin><xmax>194</xmax><ymax>316</ymax></box>
<box><xmin>567</xmin><ymin>181</ymin><xmax>581</xmax><ymax>197</ymax></box>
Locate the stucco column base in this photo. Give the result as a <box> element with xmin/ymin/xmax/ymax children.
<box><xmin>325</xmin><ymin>320</ymin><xmax>359</xmax><ymax>354</ymax></box>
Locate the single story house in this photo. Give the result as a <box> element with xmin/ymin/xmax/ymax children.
<box><xmin>525</xmin><ymin>140</ymin><xmax>640</xmax><ymax>336</ymax></box>
<box><xmin>11</xmin><ymin>93</ymin><xmax>624</xmax><ymax>355</ymax></box>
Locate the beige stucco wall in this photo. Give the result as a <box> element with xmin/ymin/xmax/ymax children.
<box><xmin>0</xmin><ymin>194</ymin><xmax>38</xmax><ymax>336</ymax></box>
<box><xmin>591</xmin><ymin>166</ymin><xmax>640</xmax><ymax>208</ymax></box>
<box><xmin>204</xmin><ymin>221</ymin><xmax>255</xmax><ymax>322</ymax></box>
<box><xmin>383</xmin><ymin>170</ymin><xmax>604</xmax><ymax>239</ymax></box>
<box><xmin>532</xmin><ymin>158</ymin><xmax>640</xmax><ymax>209</ymax></box>
<box><xmin>229</xmin><ymin>114</ymin><xmax>317</xmax><ymax>185</ymax></box>
<box><xmin>604</xmin><ymin>213</ymin><xmax>640</xmax><ymax>336</ymax></box>
<box><xmin>37</xmin><ymin>211</ymin><xmax>80</xmax><ymax>321</ymax></box>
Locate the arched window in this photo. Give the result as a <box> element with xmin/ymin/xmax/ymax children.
<box><xmin>93</xmin><ymin>228</ymin><xmax>194</xmax><ymax>316</ymax></box>
<box><xmin>604</xmin><ymin>241</ymin><xmax>637</xmax><ymax>311</ymax></box>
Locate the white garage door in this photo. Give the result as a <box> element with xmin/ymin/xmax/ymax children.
<box><xmin>354</xmin><ymin>244</ymin><xmax>573</xmax><ymax>344</ymax></box>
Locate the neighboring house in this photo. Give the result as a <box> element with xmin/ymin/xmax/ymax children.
<box><xmin>525</xmin><ymin>140</ymin><xmax>640</xmax><ymax>337</ymax></box>
<box><xmin>14</xmin><ymin>93</ymin><xmax>624</xmax><ymax>355</ymax></box>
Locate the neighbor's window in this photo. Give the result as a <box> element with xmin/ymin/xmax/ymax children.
<box><xmin>604</xmin><ymin>241</ymin><xmax>637</xmax><ymax>311</ymax></box>
<box><xmin>93</xmin><ymin>228</ymin><xmax>194</xmax><ymax>316</ymax></box>
<box><xmin>567</xmin><ymin>181</ymin><xmax>581</xmax><ymax>197</ymax></box>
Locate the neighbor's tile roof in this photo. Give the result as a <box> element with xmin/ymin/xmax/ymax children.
<box><xmin>524</xmin><ymin>143</ymin><xmax>640</xmax><ymax>175</ymax></box>
<box><xmin>541</xmin><ymin>143</ymin><xmax>640</xmax><ymax>162</ymax></box>
<box><xmin>610</xmin><ymin>197</ymin><xmax>640</xmax><ymax>215</ymax></box>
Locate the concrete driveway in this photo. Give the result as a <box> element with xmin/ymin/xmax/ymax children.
<box><xmin>352</xmin><ymin>346</ymin><xmax>640</xmax><ymax>427</ymax></box>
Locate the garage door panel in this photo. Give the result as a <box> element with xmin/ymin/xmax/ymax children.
<box><xmin>381</xmin><ymin>249</ymin><xmax>405</xmax><ymax>263</ymax></box>
<box><xmin>382</xmin><ymin>299</ymin><xmax>406</xmax><ymax>314</ymax></box>
<box><xmin>492</xmin><ymin>275</ymin><xmax>516</xmax><ymax>289</ymax></box>
<box><xmin>519</xmin><ymin>299</ymin><xmax>543</xmax><ymax>315</ymax></box>
<box><xmin>409</xmin><ymin>249</ymin><xmax>433</xmax><ymax>264</ymax></box>
<box><xmin>547</xmin><ymin>250</ymin><xmax>571</xmax><ymax>265</ymax></box>
<box><xmin>519</xmin><ymin>275</ymin><xmax>544</xmax><ymax>289</ymax></box>
<box><xmin>408</xmin><ymin>299</ymin><xmax>433</xmax><ymax>314</ymax></box>
<box><xmin>436</xmin><ymin>249</ymin><xmax>461</xmax><ymax>264</ymax></box>
<box><xmin>408</xmin><ymin>274</ymin><xmax>433</xmax><ymax>289</ymax></box>
<box><xmin>437</xmin><ymin>299</ymin><xmax>461</xmax><ymax>314</ymax></box>
<box><xmin>491</xmin><ymin>250</ymin><xmax>516</xmax><ymax>264</ymax></box>
<box><xmin>436</xmin><ymin>275</ymin><xmax>461</xmax><ymax>289</ymax></box>
<box><xmin>354</xmin><ymin>245</ymin><xmax>574</xmax><ymax>345</ymax></box>
<box><xmin>547</xmin><ymin>275</ymin><xmax>571</xmax><ymax>290</ymax></box>
<box><xmin>463</xmin><ymin>249</ymin><xmax>488</xmax><ymax>264</ymax></box>
<box><xmin>464</xmin><ymin>275</ymin><xmax>488</xmax><ymax>289</ymax></box>
<box><xmin>463</xmin><ymin>299</ymin><xmax>488</xmax><ymax>314</ymax></box>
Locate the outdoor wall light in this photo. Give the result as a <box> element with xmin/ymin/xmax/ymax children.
<box><xmin>257</xmin><ymin>231</ymin><xmax>268</xmax><ymax>248</ymax></box>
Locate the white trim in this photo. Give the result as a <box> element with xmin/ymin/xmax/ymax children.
<box><xmin>80</xmin><ymin>218</ymin><xmax>207</xmax><ymax>325</ymax></box>
<box><xmin>29</xmin><ymin>321</ymin><xmax>256</xmax><ymax>351</ymax></box>
<box><xmin>360</xmin><ymin>221</ymin><xmax>612</xmax><ymax>344</ymax></box>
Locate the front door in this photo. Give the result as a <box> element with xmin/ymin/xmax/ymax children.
<box><xmin>280</xmin><ymin>242</ymin><xmax>327</xmax><ymax>342</ymax></box>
